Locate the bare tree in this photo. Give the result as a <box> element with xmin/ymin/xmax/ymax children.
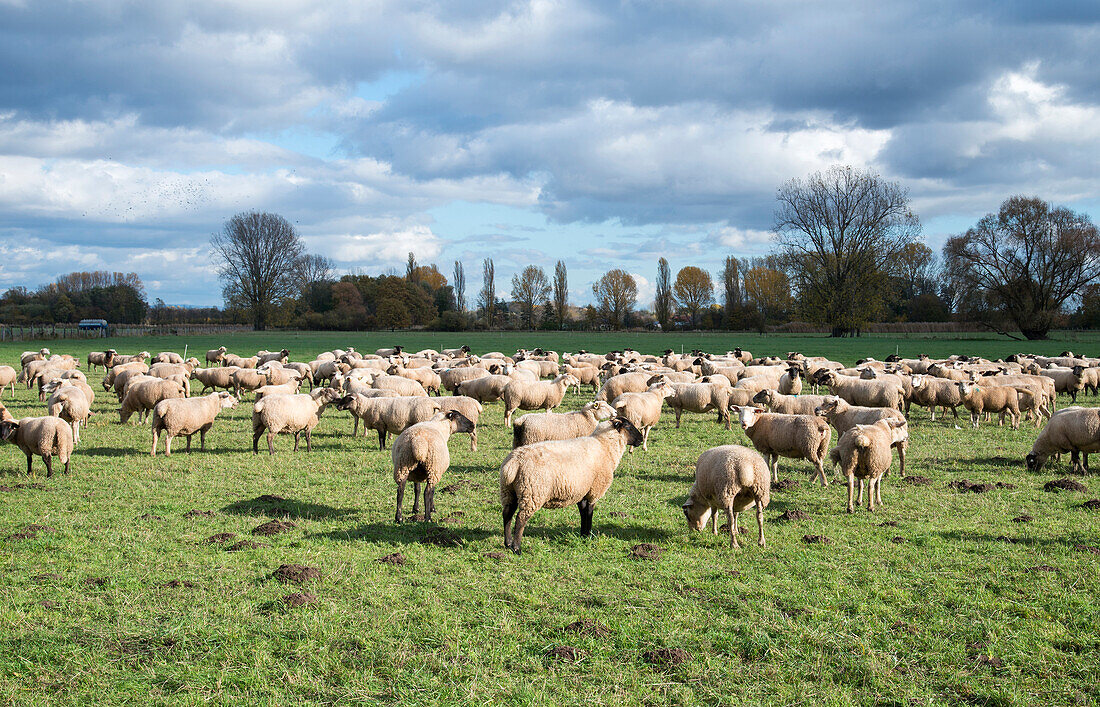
<box><xmin>553</xmin><ymin>260</ymin><xmax>569</xmax><ymax>329</ymax></box>
<box><xmin>211</xmin><ymin>211</ymin><xmax>304</xmax><ymax>330</ymax></box>
<box><xmin>944</xmin><ymin>196</ymin><xmax>1100</xmax><ymax>339</ymax></box>
<box><xmin>775</xmin><ymin>165</ymin><xmax>919</xmax><ymax>336</ymax></box>
<box><xmin>478</xmin><ymin>258</ymin><xmax>496</xmax><ymax>329</ymax></box>
<box><xmin>721</xmin><ymin>256</ymin><xmax>741</xmax><ymax>328</ymax></box>
<box><xmin>592</xmin><ymin>269</ymin><xmax>637</xmax><ymax>330</ymax></box>
<box><xmin>673</xmin><ymin>266</ymin><xmax>713</xmax><ymax>328</ymax></box>
<box><xmin>654</xmin><ymin>257</ymin><xmax>673</xmax><ymax>331</ymax></box>
<box><xmin>511</xmin><ymin>265</ymin><xmax>551</xmax><ymax>329</ymax></box>
<box><xmin>453</xmin><ymin>261</ymin><xmax>466</xmax><ymax>312</ymax></box>
<box><xmin>299</xmin><ymin>254</ymin><xmax>335</xmax><ymax>287</ymax></box>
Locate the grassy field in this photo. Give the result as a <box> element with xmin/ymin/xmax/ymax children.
<box><xmin>1</xmin><ymin>332</ymin><xmax>1099</xmax><ymax>705</ymax></box>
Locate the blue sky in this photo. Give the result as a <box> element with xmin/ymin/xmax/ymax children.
<box><xmin>1</xmin><ymin>1</ymin><xmax>1099</xmax><ymax>307</ymax></box>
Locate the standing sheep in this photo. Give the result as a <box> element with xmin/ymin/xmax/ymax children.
<box><xmin>335</xmin><ymin>395</ymin><xmax>441</xmax><ymax>449</ymax></box>
<box><xmin>830</xmin><ymin>419</ymin><xmax>909</xmax><ymax>513</ymax></box>
<box><xmin>46</xmin><ymin>385</ymin><xmax>92</xmax><ymax>445</ymax></box>
<box><xmin>0</xmin><ymin>365</ymin><xmax>16</xmax><ymax>398</ymax></box>
<box><xmin>436</xmin><ymin>395</ymin><xmax>483</xmax><ymax>451</ymax></box>
<box><xmin>682</xmin><ymin>445</ymin><xmax>770</xmax><ymax>549</ymax></box>
<box><xmin>0</xmin><ymin>417</ymin><xmax>73</xmax><ymax>477</ymax></box>
<box><xmin>611</xmin><ymin>380</ymin><xmax>675</xmax><ymax>451</ymax></box>
<box><xmin>151</xmin><ymin>392</ymin><xmax>238</xmax><ymax>456</ymax></box>
<box><xmin>733</xmin><ymin>406</ymin><xmax>832</xmax><ymax>486</ymax></box>
<box><xmin>206</xmin><ymin>346</ymin><xmax>228</xmax><ymax>366</ymax></box>
<box><xmin>502</xmin><ymin>374</ymin><xmax>578</xmax><ymax>427</ymax></box>
<box><xmin>955</xmin><ymin>381</ymin><xmax>1021</xmax><ymax>429</ymax></box>
<box><xmin>391</xmin><ymin>410</ymin><xmax>475</xmax><ymax>522</ymax></box>
<box><xmin>119</xmin><ymin>379</ymin><xmax>186</xmax><ymax>424</ymax></box>
<box><xmin>500</xmin><ymin>416</ymin><xmax>644</xmax><ymax>554</ymax></box>
<box><xmin>512</xmin><ymin>401</ymin><xmax>616</xmax><ymax>448</ymax></box>
<box><xmin>1025</xmin><ymin>407</ymin><xmax>1100</xmax><ymax>474</ymax></box>
<box><xmin>251</xmin><ymin>389</ymin><xmax>340</xmax><ymax>455</ymax></box>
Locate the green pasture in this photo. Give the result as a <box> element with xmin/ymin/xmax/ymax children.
<box><xmin>0</xmin><ymin>332</ymin><xmax>1098</xmax><ymax>705</ymax></box>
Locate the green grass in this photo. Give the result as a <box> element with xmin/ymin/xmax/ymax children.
<box><xmin>1</xmin><ymin>332</ymin><xmax>1099</xmax><ymax>705</ymax></box>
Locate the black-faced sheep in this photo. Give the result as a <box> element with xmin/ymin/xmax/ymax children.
<box><xmin>1026</xmin><ymin>406</ymin><xmax>1100</xmax><ymax>474</ymax></box>
<box><xmin>391</xmin><ymin>410</ymin><xmax>475</xmax><ymax>522</ymax></box>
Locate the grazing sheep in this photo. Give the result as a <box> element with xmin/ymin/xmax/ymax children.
<box><xmin>391</xmin><ymin>410</ymin><xmax>475</xmax><ymax>522</ymax></box>
<box><xmin>372</xmin><ymin>374</ymin><xmax>428</xmax><ymax>397</ymax></box>
<box><xmin>682</xmin><ymin>445</ymin><xmax>770</xmax><ymax>549</ymax></box>
<box><xmin>251</xmin><ymin>389</ymin><xmax>340</xmax><ymax>455</ymax></box>
<box><xmin>102</xmin><ymin>361</ymin><xmax>149</xmax><ymax>392</ymax></box>
<box><xmin>560</xmin><ymin>364</ymin><xmax>601</xmax><ymax>393</ymax></box>
<box><xmin>206</xmin><ymin>346</ymin><xmax>228</xmax><ymax>366</ymax></box>
<box><xmin>733</xmin><ymin>406</ymin><xmax>832</xmax><ymax>486</ymax></box>
<box><xmin>596</xmin><ymin>372</ymin><xmax>653</xmax><ymax>403</ymax></box>
<box><xmin>500</xmin><ymin>416</ymin><xmax>644</xmax><ymax>554</ymax></box>
<box><xmin>119</xmin><ymin>378</ymin><xmax>186</xmax><ymax>424</ymax></box>
<box><xmin>334</xmin><ymin>395</ymin><xmax>441</xmax><ymax>449</ymax></box>
<box><xmin>110</xmin><ymin>351</ymin><xmax>151</xmax><ymax>367</ymax></box>
<box><xmin>818</xmin><ymin>369</ymin><xmax>904</xmax><ymax>410</ymax></box>
<box><xmin>0</xmin><ymin>417</ymin><xmax>73</xmax><ymax>477</ymax></box>
<box><xmin>257</xmin><ymin>348</ymin><xmax>290</xmax><ymax>365</ymax></box>
<box><xmin>312</xmin><ymin>360</ymin><xmax>351</xmax><ymax>385</ymax></box>
<box><xmin>112</xmin><ymin>371</ymin><xmax>156</xmax><ymax>403</ymax></box>
<box><xmin>516</xmin><ymin>359</ymin><xmax>559</xmax><ymax>378</ymax></box>
<box><xmin>231</xmin><ymin>369</ymin><xmax>269</xmax><ymax>398</ymax></box>
<box><xmin>830</xmin><ymin>419</ymin><xmax>909</xmax><ymax>513</ymax></box>
<box><xmin>258</xmin><ymin>366</ymin><xmax>304</xmax><ymax>387</ymax></box>
<box><xmin>1025</xmin><ymin>406</ymin><xmax>1100</xmax><ymax>474</ymax></box>
<box><xmin>224</xmin><ymin>354</ymin><xmax>259</xmax><ymax>369</ymax></box>
<box><xmin>20</xmin><ymin>348</ymin><xmax>50</xmax><ymax>368</ymax></box>
<box><xmin>956</xmin><ymin>380</ymin><xmax>1021</xmax><ymax>429</ymax></box>
<box><xmin>455</xmin><ymin>374</ymin><xmax>512</xmax><ymax>403</ymax></box>
<box><xmin>502</xmin><ymin>374</ymin><xmax>579</xmax><ymax>427</ymax></box>
<box><xmin>253</xmin><ymin>381</ymin><xmax>302</xmax><ymax>400</ymax></box>
<box><xmin>440</xmin><ymin>366</ymin><xmax>490</xmax><ymax>393</ymax></box>
<box><xmin>191</xmin><ymin>366</ymin><xmax>240</xmax><ymax>393</ymax></box>
<box><xmin>436</xmin><ymin>395</ymin><xmax>483</xmax><ymax>451</ymax></box>
<box><xmin>151</xmin><ymin>392</ymin><xmax>238</xmax><ymax>456</ymax></box>
<box><xmin>0</xmin><ymin>365</ymin><xmax>16</xmax><ymax>399</ymax></box>
<box><xmin>813</xmin><ymin>396</ymin><xmax>907</xmax><ymax>474</ymax></box>
<box><xmin>513</xmin><ymin>401</ymin><xmax>616</xmax><ymax>448</ymax></box>
<box><xmin>153</xmin><ymin>352</ymin><xmax>184</xmax><ymax>365</ymax></box>
<box><xmin>87</xmin><ymin>349</ymin><xmax>117</xmax><ymax>371</ymax></box>
<box><xmin>752</xmin><ymin>389</ymin><xmax>832</xmax><ymax>417</ymax></box>
<box><xmin>666</xmin><ymin>381</ymin><xmax>734</xmax><ymax>430</ymax></box>
<box><xmin>46</xmin><ymin>385</ymin><xmax>92</xmax><ymax>445</ymax></box>
<box><xmin>375</xmin><ymin>346</ymin><xmax>404</xmax><ymax>357</ymax></box>
<box><xmin>283</xmin><ymin>362</ymin><xmax>314</xmax><ymax>389</ymax></box>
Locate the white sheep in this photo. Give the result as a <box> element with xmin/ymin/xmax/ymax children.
<box><xmin>119</xmin><ymin>378</ymin><xmax>186</xmax><ymax>424</ymax></box>
<box><xmin>830</xmin><ymin>419</ymin><xmax>909</xmax><ymax>513</ymax></box>
<box><xmin>46</xmin><ymin>384</ymin><xmax>92</xmax><ymax>445</ymax></box>
<box><xmin>611</xmin><ymin>380</ymin><xmax>675</xmax><ymax>451</ymax></box>
<box><xmin>436</xmin><ymin>395</ymin><xmax>483</xmax><ymax>451</ymax></box>
<box><xmin>512</xmin><ymin>401</ymin><xmax>616</xmax><ymax>448</ymax></box>
<box><xmin>151</xmin><ymin>392</ymin><xmax>238</xmax><ymax>456</ymax></box>
<box><xmin>1026</xmin><ymin>406</ymin><xmax>1100</xmax><ymax>473</ymax></box>
<box><xmin>391</xmin><ymin>410</ymin><xmax>476</xmax><ymax>522</ymax></box>
<box><xmin>0</xmin><ymin>417</ymin><xmax>73</xmax><ymax>477</ymax></box>
<box><xmin>502</xmin><ymin>374</ymin><xmax>579</xmax><ymax>427</ymax></box>
<box><xmin>334</xmin><ymin>394</ymin><xmax>441</xmax><ymax>449</ymax></box>
<box><xmin>251</xmin><ymin>389</ymin><xmax>340</xmax><ymax>455</ymax></box>
<box><xmin>682</xmin><ymin>445</ymin><xmax>770</xmax><ymax>549</ymax></box>
<box><xmin>733</xmin><ymin>405</ymin><xmax>832</xmax><ymax>486</ymax></box>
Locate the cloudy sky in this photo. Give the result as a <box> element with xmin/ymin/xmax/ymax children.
<box><xmin>1</xmin><ymin>1</ymin><xmax>1099</xmax><ymax>307</ymax></box>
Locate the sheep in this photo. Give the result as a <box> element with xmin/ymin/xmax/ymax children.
<box><xmin>102</xmin><ymin>361</ymin><xmax>149</xmax><ymax>392</ymax></box>
<box><xmin>500</xmin><ymin>416</ymin><xmax>644</xmax><ymax>554</ymax></box>
<box><xmin>436</xmin><ymin>395</ymin><xmax>483</xmax><ymax>451</ymax></box>
<box><xmin>733</xmin><ymin>406</ymin><xmax>832</xmax><ymax>486</ymax></box>
<box><xmin>206</xmin><ymin>346</ymin><xmax>228</xmax><ymax>366</ymax></box>
<box><xmin>595</xmin><ymin>372</ymin><xmax>653</xmax><ymax>402</ymax></box>
<box><xmin>956</xmin><ymin>381</ymin><xmax>1021</xmax><ymax>429</ymax></box>
<box><xmin>387</xmin><ymin>364</ymin><xmax>441</xmax><ymax>396</ymax></box>
<box><xmin>153</xmin><ymin>352</ymin><xmax>184</xmax><ymax>364</ymax></box>
<box><xmin>224</xmin><ymin>354</ymin><xmax>258</xmax><ymax>369</ymax></box>
<box><xmin>119</xmin><ymin>378</ymin><xmax>186</xmax><ymax>424</ymax></box>
<box><xmin>666</xmin><ymin>381</ymin><xmax>734</xmax><ymax>430</ymax></box>
<box><xmin>20</xmin><ymin>348</ymin><xmax>50</xmax><ymax>368</ymax></box>
<box><xmin>752</xmin><ymin>389</ymin><xmax>832</xmax><ymax>417</ymax></box>
<box><xmin>21</xmin><ymin>360</ymin><xmax>56</xmax><ymax>389</ymax></box>
<box><xmin>253</xmin><ymin>381</ymin><xmax>302</xmax><ymax>400</ymax></box>
<box><xmin>513</xmin><ymin>401</ymin><xmax>616</xmax><ymax>448</ymax></box>
<box><xmin>231</xmin><ymin>369</ymin><xmax>269</xmax><ymax>398</ymax></box>
<box><xmin>813</xmin><ymin>397</ymin><xmax>908</xmax><ymax>475</ymax></box>
<box><xmin>391</xmin><ymin>410</ymin><xmax>475</xmax><ymax>522</ymax></box>
<box><xmin>283</xmin><ymin>362</ymin><xmax>314</xmax><ymax>389</ymax></box>
<box><xmin>442</xmin><ymin>345</ymin><xmax>471</xmax><ymax>357</ymax></box>
<box><xmin>502</xmin><ymin>374</ymin><xmax>579</xmax><ymax>427</ymax></box>
<box><xmin>907</xmin><ymin>375</ymin><xmax>963</xmax><ymax>421</ymax></box>
<box><xmin>312</xmin><ymin>360</ymin><xmax>350</xmax><ymax>385</ymax></box>
<box><xmin>1041</xmin><ymin>365</ymin><xmax>1087</xmax><ymax>403</ymax></box>
<box><xmin>681</xmin><ymin>445</ymin><xmax>770</xmax><ymax>549</ymax></box>
<box><xmin>516</xmin><ymin>359</ymin><xmax>559</xmax><ymax>378</ymax></box>
<box><xmin>818</xmin><ymin>369</ymin><xmax>904</xmax><ymax>410</ymax></box>
<box><xmin>151</xmin><ymin>392</ymin><xmax>238</xmax><ymax>456</ymax></box>
<box><xmin>0</xmin><ymin>417</ymin><xmax>73</xmax><ymax>478</ymax></box>
<box><xmin>560</xmin><ymin>364</ymin><xmax>601</xmax><ymax>394</ymax></box>
<box><xmin>334</xmin><ymin>395</ymin><xmax>441</xmax><ymax>449</ymax></box>
<box><xmin>257</xmin><ymin>348</ymin><xmax>290</xmax><ymax>365</ymax></box>
<box><xmin>148</xmin><ymin>361</ymin><xmax>198</xmax><ymax>382</ymax></box>
<box><xmin>46</xmin><ymin>385</ymin><xmax>92</xmax><ymax>445</ymax></box>
<box><xmin>375</xmin><ymin>346</ymin><xmax>404</xmax><ymax>357</ymax></box>
<box><xmin>440</xmin><ymin>366</ymin><xmax>490</xmax><ymax>393</ymax></box>
<box><xmin>191</xmin><ymin>366</ymin><xmax>240</xmax><ymax>393</ymax></box>
<box><xmin>87</xmin><ymin>349</ymin><xmax>117</xmax><ymax>371</ymax></box>
<box><xmin>830</xmin><ymin>419</ymin><xmax>909</xmax><ymax>513</ymax></box>
<box><xmin>455</xmin><ymin>374</ymin><xmax>512</xmax><ymax>403</ymax></box>
<box><xmin>251</xmin><ymin>389</ymin><xmax>341</xmax><ymax>455</ymax></box>
<box><xmin>372</xmin><ymin>374</ymin><xmax>429</xmax><ymax>397</ymax></box>
<box><xmin>611</xmin><ymin>380</ymin><xmax>675</xmax><ymax>451</ymax></box>
<box><xmin>258</xmin><ymin>366</ymin><xmax>304</xmax><ymax>387</ymax></box>
<box><xmin>778</xmin><ymin>366</ymin><xmax>803</xmax><ymax>395</ymax></box>
<box><xmin>110</xmin><ymin>351</ymin><xmax>151</xmax><ymax>367</ymax></box>
<box><xmin>0</xmin><ymin>401</ymin><xmax>12</xmax><ymax>422</ymax></box>
<box><xmin>1013</xmin><ymin>385</ymin><xmax>1052</xmax><ymax>427</ymax></box>
<box><xmin>0</xmin><ymin>366</ymin><xmax>16</xmax><ymax>399</ymax></box>
<box><xmin>1025</xmin><ymin>406</ymin><xmax>1100</xmax><ymax>474</ymax></box>
<box><xmin>41</xmin><ymin>378</ymin><xmax>95</xmax><ymax>408</ymax></box>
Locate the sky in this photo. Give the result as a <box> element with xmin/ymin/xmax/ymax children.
<box><xmin>1</xmin><ymin>1</ymin><xmax>1099</xmax><ymax>308</ymax></box>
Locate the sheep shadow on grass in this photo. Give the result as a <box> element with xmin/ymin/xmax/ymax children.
<box><xmin>221</xmin><ymin>495</ymin><xmax>358</xmax><ymax>520</ymax></box>
<box><xmin>307</xmin><ymin>522</ymin><xmax>496</xmax><ymax>546</ymax></box>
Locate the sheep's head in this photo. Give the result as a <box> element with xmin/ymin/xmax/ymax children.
<box><xmin>1025</xmin><ymin>451</ymin><xmax>1046</xmax><ymax>473</ymax></box>
<box><xmin>859</xmin><ymin>368</ymin><xmax>878</xmax><ymax>380</ymax></box>
<box><xmin>733</xmin><ymin>405</ymin><xmax>766</xmax><ymax>429</ymax></box>
<box><xmin>681</xmin><ymin>496</ymin><xmax>712</xmax><ymax>532</ymax></box>
<box><xmin>443</xmin><ymin>410</ymin><xmax>475</xmax><ymax>434</ymax></box>
<box><xmin>609</xmin><ymin>416</ymin><xmax>644</xmax><ymax>447</ymax></box>
<box><xmin>585</xmin><ymin>401</ymin><xmax>616</xmax><ymax>420</ymax></box>
<box><xmin>334</xmin><ymin>394</ymin><xmax>356</xmax><ymax>411</ymax></box>
<box><xmin>956</xmin><ymin>381</ymin><xmax>977</xmax><ymax>397</ymax></box>
<box><xmin>0</xmin><ymin>420</ymin><xmax>18</xmax><ymax>442</ymax></box>
<box><xmin>751</xmin><ymin>389</ymin><xmax>772</xmax><ymax>406</ymax></box>
<box><xmin>648</xmin><ymin>381</ymin><xmax>675</xmax><ymax>399</ymax></box>
<box><xmin>813</xmin><ymin>397</ymin><xmax>841</xmax><ymax>417</ymax></box>
<box><xmin>911</xmin><ymin>375</ymin><xmax>925</xmax><ymax>388</ymax></box>
<box><xmin>218</xmin><ymin>393</ymin><xmax>239</xmax><ymax>409</ymax></box>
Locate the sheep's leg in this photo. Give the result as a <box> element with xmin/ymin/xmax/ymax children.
<box><xmin>577</xmin><ymin>499</ymin><xmax>593</xmax><ymax>536</ymax></box>
<box><xmin>951</xmin><ymin>406</ymin><xmax>959</xmax><ymax>420</ymax></box>
<box><xmin>674</xmin><ymin>408</ymin><xmax>682</xmax><ymax>428</ymax></box>
<box><xmin>252</xmin><ymin>428</ymin><xmax>263</xmax><ymax>455</ymax></box>
<box><xmin>846</xmin><ymin>475</ymin><xmax>855</xmax><ymax>513</ymax></box>
<box><xmin>875</xmin><ymin>477</ymin><xmax>883</xmax><ymax>506</ymax></box>
<box><xmin>866</xmin><ymin>479</ymin><xmax>876</xmax><ymax>512</ymax></box>
<box><xmin>267</xmin><ymin>432</ymin><xmax>275</xmax><ymax>455</ymax></box>
<box><xmin>755</xmin><ymin>498</ymin><xmax>766</xmax><ymax>548</ymax></box>
<box><xmin>510</xmin><ymin>510</ymin><xmax>533</xmax><ymax>555</ymax></box>
<box><xmin>424</xmin><ymin>485</ymin><xmax>435</xmax><ymax>522</ymax></box>
<box><xmin>305</xmin><ymin>429</ymin><xmax>312</xmax><ymax>452</ymax></box>
<box><xmin>43</xmin><ymin>455</ymin><xmax>52</xmax><ymax>479</ymax></box>
<box><xmin>199</xmin><ymin>428</ymin><xmax>207</xmax><ymax>450</ymax></box>
<box><xmin>815</xmin><ymin>459</ymin><xmax>827</xmax><ymax>487</ymax></box>
<box><xmin>728</xmin><ymin>507</ymin><xmax>740</xmax><ymax>549</ymax></box>
<box><xmin>642</xmin><ymin>426</ymin><xmax>650</xmax><ymax>452</ymax></box>
<box><xmin>1071</xmin><ymin>450</ymin><xmax>1081</xmax><ymax>473</ymax></box>
<box><xmin>469</xmin><ymin>430</ymin><xmax>478</xmax><ymax>452</ymax></box>
<box><xmin>897</xmin><ymin>442</ymin><xmax>907</xmax><ymax>476</ymax></box>
<box><xmin>971</xmin><ymin>411</ymin><xmax>979</xmax><ymax>429</ymax></box>
<box><xmin>712</xmin><ymin>510</ymin><xmax>719</xmax><ymax>535</ymax></box>
<box><xmin>151</xmin><ymin>428</ymin><xmax>159</xmax><ymax>456</ymax></box>
<box><xmin>378</xmin><ymin>429</ymin><xmax>387</xmax><ymax>450</ymax></box>
<box><xmin>412</xmin><ymin>483</ymin><xmax>421</xmax><ymax>516</ymax></box>
<box><xmin>395</xmin><ymin>480</ymin><xmax>406</xmax><ymax>523</ymax></box>
<box><xmin>1085</xmin><ymin>453</ymin><xmax>1090</xmax><ymax>474</ymax></box>
<box><xmin>352</xmin><ymin>417</ymin><xmax>359</xmax><ymax>436</ymax></box>
<box><xmin>857</xmin><ymin>479</ymin><xmax>864</xmax><ymax>507</ymax></box>
<box><xmin>770</xmin><ymin>455</ymin><xmax>779</xmax><ymax>483</ymax></box>
<box><xmin>25</xmin><ymin>454</ymin><xmax>33</xmax><ymax>477</ymax></box>
<box><xmin>185</xmin><ymin>434</ymin><xmax>192</xmax><ymax>453</ymax></box>
<box><xmin>293</xmin><ymin>432</ymin><xmax>300</xmax><ymax>452</ymax></box>
<box><xmin>502</xmin><ymin>494</ymin><xmax>518</xmax><ymax>549</ymax></box>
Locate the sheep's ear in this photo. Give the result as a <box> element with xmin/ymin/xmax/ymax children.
<box><xmin>0</xmin><ymin>422</ymin><xmax>18</xmax><ymax>440</ymax></box>
<box><xmin>887</xmin><ymin>419</ymin><xmax>907</xmax><ymax>428</ymax></box>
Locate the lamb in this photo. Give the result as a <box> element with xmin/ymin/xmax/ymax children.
<box><xmin>502</xmin><ymin>374</ymin><xmax>579</xmax><ymax>427</ymax></box>
<box><xmin>206</xmin><ymin>346</ymin><xmax>228</xmax><ymax>366</ymax></box>
<box><xmin>436</xmin><ymin>395</ymin><xmax>483</xmax><ymax>451</ymax></box>
<box><xmin>334</xmin><ymin>395</ymin><xmax>441</xmax><ymax>449</ymax></box>
<box><xmin>440</xmin><ymin>366</ymin><xmax>489</xmax><ymax>393</ymax></box>
<box><xmin>151</xmin><ymin>392</ymin><xmax>238</xmax><ymax>456</ymax></box>
<box><xmin>1025</xmin><ymin>406</ymin><xmax>1100</xmax><ymax>474</ymax></box>
<box><xmin>813</xmin><ymin>397</ymin><xmax>908</xmax><ymax>474</ymax></box>
<box><xmin>595</xmin><ymin>372</ymin><xmax>653</xmax><ymax>402</ymax></box>
<box><xmin>387</xmin><ymin>364</ymin><xmax>441</xmax><ymax>396</ymax></box>
<box><xmin>513</xmin><ymin>401</ymin><xmax>616</xmax><ymax>448</ymax></box>
<box><xmin>500</xmin><ymin>416</ymin><xmax>644</xmax><ymax>554</ymax></box>
<box><xmin>46</xmin><ymin>385</ymin><xmax>92</xmax><ymax>445</ymax></box>
<box><xmin>119</xmin><ymin>378</ymin><xmax>186</xmax><ymax>424</ymax></box>
<box><xmin>251</xmin><ymin>388</ymin><xmax>341</xmax><ymax>455</ymax></box>
<box><xmin>830</xmin><ymin>419</ymin><xmax>909</xmax><ymax>513</ymax></box>
<box><xmin>231</xmin><ymin>369</ymin><xmax>269</xmax><ymax>398</ymax></box>
<box><xmin>191</xmin><ymin>366</ymin><xmax>240</xmax><ymax>393</ymax></box>
<box><xmin>956</xmin><ymin>380</ymin><xmax>1021</xmax><ymax>429</ymax></box>
<box><xmin>681</xmin><ymin>445</ymin><xmax>770</xmax><ymax>549</ymax></box>
<box><xmin>0</xmin><ymin>365</ymin><xmax>16</xmax><ymax>399</ymax></box>
<box><xmin>455</xmin><ymin>374</ymin><xmax>512</xmax><ymax>403</ymax></box>
<box><xmin>372</xmin><ymin>374</ymin><xmax>429</xmax><ymax>397</ymax></box>
<box><xmin>1013</xmin><ymin>385</ymin><xmax>1052</xmax><ymax>427</ymax></box>
<box><xmin>665</xmin><ymin>381</ymin><xmax>734</xmax><ymax>430</ymax></box>
<box><xmin>0</xmin><ymin>417</ymin><xmax>73</xmax><ymax>478</ymax></box>
<box><xmin>87</xmin><ymin>349</ymin><xmax>117</xmax><ymax>371</ymax></box>
<box><xmin>818</xmin><ymin>369</ymin><xmax>904</xmax><ymax>410</ymax></box>
<box><xmin>391</xmin><ymin>410</ymin><xmax>475</xmax><ymax>522</ymax></box>
<box><xmin>733</xmin><ymin>405</ymin><xmax>832</xmax><ymax>486</ymax></box>
<box><xmin>257</xmin><ymin>348</ymin><xmax>290</xmax><ymax>365</ymax></box>
<box><xmin>752</xmin><ymin>389</ymin><xmax>832</xmax><ymax>417</ymax></box>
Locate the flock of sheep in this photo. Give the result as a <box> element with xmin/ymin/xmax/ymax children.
<box><xmin>1</xmin><ymin>344</ymin><xmax>1096</xmax><ymax>555</ymax></box>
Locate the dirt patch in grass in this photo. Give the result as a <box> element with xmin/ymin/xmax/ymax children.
<box><xmin>283</xmin><ymin>592</ymin><xmax>317</xmax><ymax>607</ymax></box>
<box><xmin>973</xmin><ymin>654</ymin><xmax>1004</xmax><ymax>669</ymax></box>
<box><xmin>7</xmin><ymin>524</ymin><xmax>56</xmax><ymax>540</ymax></box>
<box><xmin>995</xmin><ymin>535</ymin><xmax>1021</xmax><ymax>544</ymax></box>
<box><xmin>880</xmin><ymin>520</ymin><xmax>899</xmax><ymax>527</ymax></box>
<box><xmin>163</xmin><ymin>580</ymin><xmax>196</xmax><ymax>588</ymax></box>
<box><xmin>203</xmin><ymin>532</ymin><xmax>237</xmax><ymax>544</ymax></box>
<box><xmin>183</xmin><ymin>510</ymin><xmax>217</xmax><ymax>519</ymax></box>
<box><xmin>439</xmin><ymin>480</ymin><xmax>483</xmax><ymax>494</ymax></box>
<box><xmin>272</xmin><ymin>564</ymin><xmax>321</xmax><ymax>584</ymax></box>
<box><xmin>629</xmin><ymin>543</ymin><xmax>662</xmax><ymax>560</ymax></box>
<box><xmin>546</xmin><ymin>646</ymin><xmax>583</xmax><ymax>662</ymax></box>
<box><xmin>377</xmin><ymin>552</ymin><xmax>406</xmax><ymax>565</ymax></box>
<box><xmin>83</xmin><ymin>576</ymin><xmax>109</xmax><ymax>588</ymax></box>
<box><xmin>420</xmin><ymin>527</ymin><xmax>462</xmax><ymax>547</ymax></box>
<box><xmin>1012</xmin><ymin>514</ymin><xmax>1033</xmax><ymax>523</ymax></box>
<box><xmin>252</xmin><ymin>520</ymin><xmax>296</xmax><ymax>536</ymax></box>
<box><xmin>226</xmin><ymin>540</ymin><xmax>266</xmax><ymax>552</ymax></box>
<box><xmin>1074</xmin><ymin>544</ymin><xmax>1100</xmax><ymax>554</ymax></box>
<box><xmin>439</xmin><ymin>514</ymin><xmax>463</xmax><ymax>524</ymax></box>
<box><xmin>484</xmin><ymin>551</ymin><xmax>506</xmax><ymax>560</ymax></box>
<box><xmin>775</xmin><ymin>509</ymin><xmax>808</xmax><ymax>522</ymax></box>
<box><xmin>642</xmin><ymin>647</ymin><xmax>688</xmax><ymax>666</ymax></box>
<box><xmin>1026</xmin><ymin>564</ymin><xmax>1057</xmax><ymax>573</ymax></box>
<box><xmin>891</xmin><ymin>536</ymin><xmax>906</xmax><ymax>544</ymax></box>
<box><xmin>32</xmin><ymin>573</ymin><xmax>62</xmax><ymax>582</ymax></box>
<box><xmin>607</xmin><ymin>511</ymin><xmax>628</xmax><ymax>518</ymax></box>
<box><xmin>802</xmin><ymin>534</ymin><xmax>833</xmax><ymax>545</ymax></box>
<box><xmin>948</xmin><ymin>479</ymin><xmax>995</xmax><ymax>493</ymax></box>
<box><xmin>564</xmin><ymin>619</ymin><xmax>611</xmax><ymax>638</ymax></box>
<box><xmin>1044</xmin><ymin>478</ymin><xmax>1087</xmax><ymax>493</ymax></box>
<box><xmin>996</xmin><ymin>482</ymin><xmax>1016</xmax><ymax>489</ymax></box>
<box><xmin>256</xmin><ymin>494</ymin><xmax>286</xmax><ymax>503</ymax></box>
<box><xmin>1081</xmin><ymin>499</ymin><xmax>1100</xmax><ymax>510</ymax></box>
<box><xmin>891</xmin><ymin>621</ymin><xmax>918</xmax><ymax>635</ymax></box>
<box><xmin>903</xmin><ymin>476</ymin><xmax>932</xmax><ymax>486</ymax></box>
<box><xmin>771</xmin><ymin>478</ymin><xmax>800</xmax><ymax>491</ymax></box>
<box><xmin>138</xmin><ymin>513</ymin><xmax>164</xmax><ymax>521</ymax></box>
<box><xmin>0</xmin><ymin>483</ymin><xmax>46</xmax><ymax>492</ymax></box>
<box><xmin>38</xmin><ymin>600</ymin><xmax>58</xmax><ymax>609</ymax></box>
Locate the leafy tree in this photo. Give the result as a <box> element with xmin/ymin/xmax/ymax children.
<box><xmin>592</xmin><ymin>269</ymin><xmax>637</xmax><ymax>330</ymax></box>
<box><xmin>654</xmin><ymin>258</ymin><xmax>674</xmax><ymax>330</ymax></box>
<box><xmin>376</xmin><ymin>298</ymin><xmax>410</xmax><ymax>329</ymax></box>
<box><xmin>720</xmin><ymin>256</ymin><xmax>742</xmax><ymax>329</ymax></box>
<box><xmin>775</xmin><ymin>165</ymin><xmax>919</xmax><ymax>336</ymax></box>
<box><xmin>412</xmin><ymin>264</ymin><xmax>447</xmax><ymax>290</ymax></box>
<box><xmin>511</xmin><ymin>265</ymin><xmax>551</xmax><ymax>329</ymax></box>
<box><xmin>673</xmin><ymin>266</ymin><xmax>713</xmax><ymax>328</ymax></box>
<box><xmin>553</xmin><ymin>260</ymin><xmax>569</xmax><ymax>329</ymax></box>
<box><xmin>744</xmin><ymin>265</ymin><xmax>792</xmax><ymax>327</ymax></box>
<box><xmin>943</xmin><ymin>196</ymin><xmax>1100</xmax><ymax>339</ymax></box>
